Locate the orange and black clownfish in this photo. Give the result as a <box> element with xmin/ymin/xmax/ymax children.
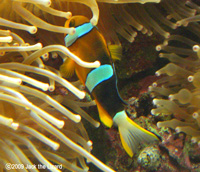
<box><xmin>60</xmin><ymin>15</ymin><xmax>158</xmax><ymax>157</ymax></box>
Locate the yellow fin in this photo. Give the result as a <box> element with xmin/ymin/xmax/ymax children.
<box><xmin>108</xmin><ymin>44</ymin><xmax>122</xmax><ymax>61</ymax></box>
<box><xmin>60</xmin><ymin>58</ymin><xmax>75</xmax><ymax>78</ymax></box>
<box><xmin>96</xmin><ymin>100</ymin><xmax>113</xmax><ymax>128</ymax></box>
<box><xmin>113</xmin><ymin>110</ymin><xmax>158</xmax><ymax>157</ymax></box>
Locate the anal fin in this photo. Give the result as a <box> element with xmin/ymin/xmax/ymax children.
<box><xmin>96</xmin><ymin>100</ymin><xmax>113</xmax><ymax>128</ymax></box>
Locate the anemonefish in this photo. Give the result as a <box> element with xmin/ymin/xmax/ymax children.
<box><xmin>60</xmin><ymin>15</ymin><xmax>158</xmax><ymax>157</ymax></box>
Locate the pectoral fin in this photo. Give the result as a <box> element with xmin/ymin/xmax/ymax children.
<box><xmin>108</xmin><ymin>44</ymin><xmax>122</xmax><ymax>61</ymax></box>
<box><xmin>60</xmin><ymin>58</ymin><xmax>75</xmax><ymax>78</ymax></box>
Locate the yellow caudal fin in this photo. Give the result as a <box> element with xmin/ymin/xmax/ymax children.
<box><xmin>113</xmin><ymin>110</ymin><xmax>158</xmax><ymax>157</ymax></box>
<box><xmin>108</xmin><ymin>44</ymin><xmax>122</xmax><ymax>61</ymax></box>
<box><xmin>60</xmin><ymin>58</ymin><xmax>75</xmax><ymax>78</ymax></box>
<box><xmin>96</xmin><ymin>100</ymin><xmax>113</xmax><ymax>128</ymax></box>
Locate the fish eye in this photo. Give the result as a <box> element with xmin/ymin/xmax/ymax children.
<box><xmin>69</xmin><ymin>19</ymin><xmax>75</xmax><ymax>27</ymax></box>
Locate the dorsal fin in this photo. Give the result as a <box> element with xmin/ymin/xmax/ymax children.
<box><xmin>59</xmin><ymin>58</ymin><xmax>76</xmax><ymax>78</ymax></box>
<box><xmin>108</xmin><ymin>44</ymin><xmax>122</xmax><ymax>61</ymax></box>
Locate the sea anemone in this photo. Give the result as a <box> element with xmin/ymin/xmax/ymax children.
<box><xmin>149</xmin><ymin>0</ymin><xmax>200</xmax><ymax>148</ymax></box>
<box><xmin>0</xmin><ymin>0</ymin><xmax>163</xmax><ymax>171</ymax></box>
<box><xmin>0</xmin><ymin>1</ymin><xmax>112</xmax><ymax>171</ymax></box>
<box><xmin>1</xmin><ymin>0</ymin><xmax>192</xmax><ymax>46</ymax></box>
<box><xmin>1</xmin><ymin>0</ymin><xmax>200</xmax><ymax>171</ymax></box>
<box><xmin>0</xmin><ymin>32</ymin><xmax>117</xmax><ymax>171</ymax></box>
<box><xmin>0</xmin><ymin>0</ymin><xmax>161</xmax><ymax>44</ymax></box>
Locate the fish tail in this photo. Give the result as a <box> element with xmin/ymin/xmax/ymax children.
<box><xmin>113</xmin><ymin>110</ymin><xmax>158</xmax><ymax>157</ymax></box>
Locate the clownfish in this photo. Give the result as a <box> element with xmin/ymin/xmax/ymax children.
<box><xmin>60</xmin><ymin>15</ymin><xmax>158</xmax><ymax>157</ymax></box>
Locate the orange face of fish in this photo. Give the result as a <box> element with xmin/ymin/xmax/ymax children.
<box><xmin>61</xmin><ymin>15</ymin><xmax>111</xmax><ymax>84</ymax></box>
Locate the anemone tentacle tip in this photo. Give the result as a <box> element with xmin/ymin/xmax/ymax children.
<box><xmin>74</xmin><ymin>114</ymin><xmax>81</xmax><ymax>123</ymax></box>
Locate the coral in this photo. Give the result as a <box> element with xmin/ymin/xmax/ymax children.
<box><xmin>137</xmin><ymin>145</ymin><xmax>161</xmax><ymax>170</ymax></box>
